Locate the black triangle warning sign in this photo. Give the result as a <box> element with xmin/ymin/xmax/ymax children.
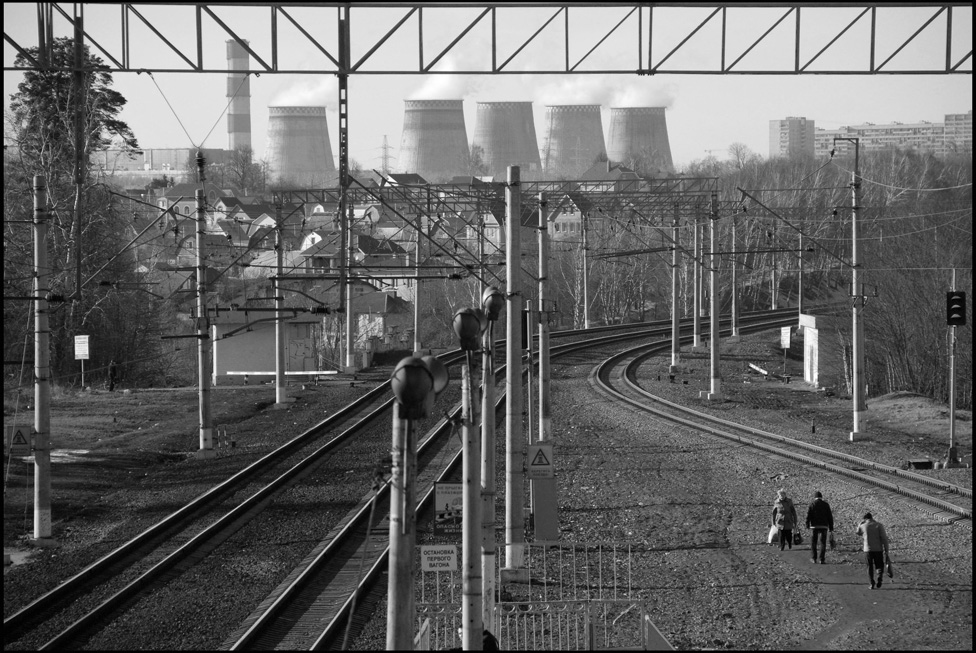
<box><xmin>531</xmin><ymin>448</ymin><xmax>550</xmax><ymax>467</ymax></box>
<box><xmin>12</xmin><ymin>430</ymin><xmax>29</xmax><ymax>445</ymax></box>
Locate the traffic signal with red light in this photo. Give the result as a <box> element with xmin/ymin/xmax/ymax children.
<box><xmin>947</xmin><ymin>291</ymin><xmax>966</xmax><ymax>326</ymax></box>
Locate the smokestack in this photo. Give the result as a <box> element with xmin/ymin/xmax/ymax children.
<box><xmin>266</xmin><ymin>106</ymin><xmax>336</xmax><ymax>188</ymax></box>
<box><xmin>472</xmin><ymin>101</ymin><xmax>541</xmax><ymax>178</ymax></box>
<box><xmin>606</xmin><ymin>107</ymin><xmax>673</xmax><ymax>172</ymax></box>
<box><xmin>398</xmin><ymin>99</ymin><xmax>469</xmax><ymax>182</ymax></box>
<box><xmin>226</xmin><ymin>40</ymin><xmax>251</xmax><ymax>151</ymax></box>
<box><xmin>542</xmin><ymin>105</ymin><xmax>606</xmax><ymax>178</ymax></box>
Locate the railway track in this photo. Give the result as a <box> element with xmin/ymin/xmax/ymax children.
<box><xmin>223</xmin><ymin>309</ymin><xmax>805</xmax><ymax>650</ymax></box>
<box><xmin>3</xmin><ymin>308</ymin><xmax>808</xmax><ymax>650</ymax></box>
<box><xmin>590</xmin><ymin>319</ymin><xmax>972</xmax><ymax>528</ymax></box>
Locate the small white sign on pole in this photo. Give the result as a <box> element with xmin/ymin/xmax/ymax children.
<box><xmin>780</xmin><ymin>327</ymin><xmax>792</xmax><ymax>350</ymax></box>
<box><xmin>527</xmin><ymin>443</ymin><xmax>554</xmax><ymax>479</ymax></box>
<box><xmin>75</xmin><ymin>335</ymin><xmax>90</xmax><ymax>360</ymax></box>
<box><xmin>420</xmin><ymin>545</ymin><xmax>457</xmax><ymax>572</ymax></box>
<box><xmin>5</xmin><ymin>425</ymin><xmax>33</xmax><ymax>456</ymax></box>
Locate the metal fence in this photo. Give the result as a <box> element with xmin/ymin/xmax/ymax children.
<box><xmin>415</xmin><ymin>541</ymin><xmax>672</xmax><ymax>650</ymax></box>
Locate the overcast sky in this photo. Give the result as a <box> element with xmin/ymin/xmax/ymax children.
<box><xmin>4</xmin><ymin>3</ymin><xmax>972</xmax><ymax>170</ymax></box>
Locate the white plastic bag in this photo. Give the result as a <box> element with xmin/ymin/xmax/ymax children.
<box><xmin>767</xmin><ymin>525</ymin><xmax>780</xmax><ymax>544</ymax></box>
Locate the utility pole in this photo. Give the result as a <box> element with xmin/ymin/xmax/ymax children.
<box><xmin>534</xmin><ymin>194</ymin><xmax>558</xmax><ymax>539</ymax></box>
<box><xmin>195</xmin><ymin>154</ymin><xmax>214</xmax><ymax>457</ymax></box>
<box><xmin>702</xmin><ymin>193</ymin><xmax>722</xmax><ymax>401</ymax></box>
<box><xmin>274</xmin><ymin>200</ymin><xmax>287</xmax><ymax>406</ymax></box>
<box><xmin>480</xmin><ymin>287</ymin><xmax>504</xmax><ymax>632</ymax></box>
<box><xmin>946</xmin><ymin>270</ymin><xmax>963</xmax><ymax>466</ymax></box>
<box><xmin>692</xmin><ymin>211</ymin><xmax>702</xmax><ymax>349</ymax></box>
<box><xmin>505</xmin><ymin>165</ymin><xmax>525</xmax><ymax>570</ymax></box>
<box><xmin>581</xmin><ymin>210</ymin><xmax>590</xmax><ymax>329</ymax></box>
<box><xmin>836</xmin><ymin>137</ymin><xmax>867</xmax><ymax>441</ymax></box>
<box><xmin>730</xmin><ymin>210</ymin><xmax>740</xmax><ymax>340</ymax></box>
<box><xmin>386</xmin><ymin>397</ymin><xmax>418</xmax><ymax>651</ymax></box>
<box><xmin>670</xmin><ymin>204</ymin><xmax>681</xmax><ymax>372</ymax></box>
<box><xmin>71</xmin><ymin>10</ymin><xmax>84</xmax><ymax>301</ymax></box>
<box><xmin>798</xmin><ymin>232</ymin><xmax>805</xmax><ymax>318</ymax></box>
<box><xmin>453</xmin><ymin>310</ymin><xmax>484</xmax><ymax>651</ymax></box>
<box><xmin>337</xmin><ymin>6</ymin><xmax>354</xmax><ymax>373</ymax></box>
<box><xmin>33</xmin><ymin>175</ymin><xmax>53</xmax><ymax>544</ymax></box>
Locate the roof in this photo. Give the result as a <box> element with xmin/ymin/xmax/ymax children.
<box><xmin>352</xmin><ymin>291</ymin><xmax>410</xmax><ymax>315</ymax></box>
<box><xmin>383</xmin><ymin>172</ymin><xmax>429</xmax><ymax>186</ymax></box>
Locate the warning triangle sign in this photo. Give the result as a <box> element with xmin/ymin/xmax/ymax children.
<box><xmin>12</xmin><ymin>430</ymin><xmax>29</xmax><ymax>445</ymax></box>
<box><xmin>531</xmin><ymin>448</ymin><xmax>550</xmax><ymax>467</ymax></box>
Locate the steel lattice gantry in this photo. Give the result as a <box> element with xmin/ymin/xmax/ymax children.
<box><xmin>5</xmin><ymin>3</ymin><xmax>973</xmax><ymax>75</ymax></box>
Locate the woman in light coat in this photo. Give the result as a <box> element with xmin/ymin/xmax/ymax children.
<box><xmin>772</xmin><ymin>489</ymin><xmax>798</xmax><ymax>551</ymax></box>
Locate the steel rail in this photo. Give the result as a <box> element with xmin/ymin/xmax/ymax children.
<box><xmin>590</xmin><ymin>325</ymin><xmax>972</xmax><ymax>525</ymax></box>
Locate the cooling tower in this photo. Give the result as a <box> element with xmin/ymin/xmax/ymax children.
<box><xmin>542</xmin><ymin>105</ymin><xmax>606</xmax><ymax>178</ymax></box>
<box><xmin>226</xmin><ymin>40</ymin><xmax>251</xmax><ymax>151</ymax></box>
<box><xmin>472</xmin><ymin>102</ymin><xmax>541</xmax><ymax>177</ymax></box>
<box><xmin>397</xmin><ymin>99</ymin><xmax>469</xmax><ymax>181</ymax></box>
<box><xmin>266</xmin><ymin>106</ymin><xmax>336</xmax><ymax>188</ymax></box>
<box><xmin>606</xmin><ymin>107</ymin><xmax>673</xmax><ymax>171</ymax></box>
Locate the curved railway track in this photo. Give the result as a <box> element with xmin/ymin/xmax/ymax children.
<box><xmin>590</xmin><ymin>320</ymin><xmax>972</xmax><ymax>529</ymax></box>
<box><xmin>2</xmin><ymin>308</ymin><xmax>815</xmax><ymax>650</ymax></box>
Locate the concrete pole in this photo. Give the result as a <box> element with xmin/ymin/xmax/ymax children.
<box><xmin>670</xmin><ymin>205</ymin><xmax>681</xmax><ymax>372</ymax></box>
<box><xmin>692</xmin><ymin>212</ymin><xmax>702</xmax><ymax>348</ymax></box>
<box><xmin>461</xmin><ymin>351</ymin><xmax>483</xmax><ymax>649</ymax></box>
<box><xmin>703</xmin><ymin>194</ymin><xmax>722</xmax><ymax>401</ymax></box>
<box><xmin>33</xmin><ymin>175</ymin><xmax>53</xmax><ymax>543</ymax></box>
<box><xmin>850</xmin><ymin>139</ymin><xmax>866</xmax><ymax>440</ymax></box>
<box><xmin>505</xmin><ymin>166</ymin><xmax>525</xmax><ymax>569</ymax></box>
<box><xmin>413</xmin><ymin>240</ymin><xmax>422</xmax><ymax>354</ymax></box>
<box><xmin>345</xmin><ymin>198</ymin><xmax>356</xmax><ymax>371</ymax></box>
<box><xmin>771</xmin><ymin>263</ymin><xmax>778</xmax><ymax>310</ymax></box>
<box><xmin>535</xmin><ymin>194</ymin><xmax>558</xmax><ymax>540</ymax></box>
<box><xmin>481</xmin><ymin>320</ymin><xmax>496</xmax><ymax>632</ymax></box>
<box><xmin>731</xmin><ymin>213</ymin><xmax>740</xmax><ymax>340</ymax></box>
<box><xmin>798</xmin><ymin>233</ymin><xmax>805</xmax><ymax>318</ymax></box>
<box><xmin>275</xmin><ymin>202</ymin><xmax>287</xmax><ymax>405</ymax></box>
<box><xmin>948</xmin><ymin>269</ymin><xmax>959</xmax><ymax>464</ymax></box>
<box><xmin>386</xmin><ymin>402</ymin><xmax>416</xmax><ymax>650</ymax></box>
<box><xmin>196</xmin><ymin>187</ymin><xmax>213</xmax><ymax>456</ymax></box>
<box><xmin>71</xmin><ymin>13</ymin><xmax>84</xmax><ymax>301</ymax></box>
<box><xmin>414</xmin><ymin>200</ymin><xmax>424</xmax><ymax>355</ymax></box>
<box><xmin>582</xmin><ymin>210</ymin><xmax>590</xmax><ymax>329</ymax></box>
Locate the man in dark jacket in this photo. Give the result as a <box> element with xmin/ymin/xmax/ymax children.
<box><xmin>805</xmin><ymin>491</ymin><xmax>834</xmax><ymax>564</ymax></box>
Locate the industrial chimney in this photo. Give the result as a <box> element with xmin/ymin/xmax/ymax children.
<box><xmin>472</xmin><ymin>101</ymin><xmax>541</xmax><ymax>178</ymax></box>
<box><xmin>226</xmin><ymin>39</ymin><xmax>251</xmax><ymax>151</ymax></box>
<box><xmin>266</xmin><ymin>106</ymin><xmax>336</xmax><ymax>188</ymax></box>
<box><xmin>542</xmin><ymin>105</ymin><xmax>606</xmax><ymax>178</ymax></box>
<box><xmin>606</xmin><ymin>107</ymin><xmax>673</xmax><ymax>172</ymax></box>
<box><xmin>397</xmin><ymin>99</ymin><xmax>469</xmax><ymax>182</ymax></box>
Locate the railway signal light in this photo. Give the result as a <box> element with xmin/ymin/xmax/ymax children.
<box><xmin>308</xmin><ymin>305</ymin><xmax>330</xmax><ymax>314</ymax></box>
<box><xmin>453</xmin><ymin>308</ymin><xmax>486</xmax><ymax>351</ymax></box>
<box><xmin>947</xmin><ymin>291</ymin><xmax>966</xmax><ymax>326</ymax></box>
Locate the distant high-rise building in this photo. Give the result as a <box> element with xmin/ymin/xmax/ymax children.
<box><xmin>814</xmin><ymin>110</ymin><xmax>972</xmax><ymax>158</ymax></box>
<box><xmin>944</xmin><ymin>110</ymin><xmax>973</xmax><ymax>154</ymax></box>
<box><xmin>769</xmin><ymin>117</ymin><xmax>815</xmax><ymax>158</ymax></box>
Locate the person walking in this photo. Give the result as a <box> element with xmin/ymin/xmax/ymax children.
<box><xmin>805</xmin><ymin>491</ymin><xmax>834</xmax><ymax>564</ymax></box>
<box><xmin>108</xmin><ymin>360</ymin><xmax>118</xmax><ymax>392</ymax></box>
<box><xmin>771</xmin><ymin>489</ymin><xmax>798</xmax><ymax>551</ymax></box>
<box><xmin>855</xmin><ymin>512</ymin><xmax>890</xmax><ymax>589</ymax></box>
